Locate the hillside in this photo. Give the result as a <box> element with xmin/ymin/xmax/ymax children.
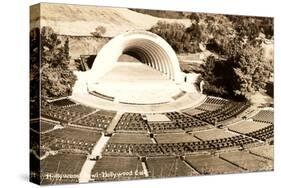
<box><xmin>30</xmin><ymin>3</ymin><xmax>191</xmax><ymax>37</ymax></box>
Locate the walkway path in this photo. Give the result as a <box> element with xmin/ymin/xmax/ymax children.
<box><xmin>79</xmin><ymin>133</ymin><xmax>111</xmax><ymax>183</ymax></box>
<box><xmin>105</xmin><ymin>112</ymin><xmax>123</xmax><ymax>135</ymax></box>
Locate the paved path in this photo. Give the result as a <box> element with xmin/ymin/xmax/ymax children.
<box><xmin>106</xmin><ymin>112</ymin><xmax>123</xmax><ymax>135</ymax></box>
<box><xmin>79</xmin><ymin>133</ymin><xmax>111</xmax><ymax>183</ymax></box>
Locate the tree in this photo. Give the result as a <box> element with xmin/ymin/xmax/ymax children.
<box><xmin>228</xmin><ymin>40</ymin><xmax>271</xmax><ymax>98</ymax></box>
<box><xmin>201</xmin><ymin>38</ymin><xmax>272</xmax><ymax>99</ymax></box>
<box><xmin>41</xmin><ymin>26</ymin><xmax>77</xmax><ymax>99</ymax></box>
<box><xmin>91</xmin><ymin>26</ymin><xmax>106</xmax><ymax>37</ymax></box>
<box><xmin>201</xmin><ymin>56</ymin><xmax>234</xmax><ymax>97</ymax></box>
<box><xmin>201</xmin><ymin>15</ymin><xmax>234</xmax><ymax>55</ymax></box>
<box><xmin>189</xmin><ymin>13</ymin><xmax>200</xmax><ymax>23</ymax></box>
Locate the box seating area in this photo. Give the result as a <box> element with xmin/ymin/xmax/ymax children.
<box><xmin>166</xmin><ymin>112</ymin><xmax>210</xmax><ymax>130</ymax></box>
<box><xmin>41</xmin><ymin>127</ymin><xmax>101</xmax><ymax>154</ymax></box>
<box><xmin>220</xmin><ymin>151</ymin><xmax>273</xmax><ymax>171</ymax></box>
<box><xmin>148</xmin><ymin>112</ymin><xmax>210</xmax><ymax>133</ymax></box>
<box><xmin>246</xmin><ymin>124</ymin><xmax>273</xmax><ymax>141</ymax></box>
<box><xmin>91</xmin><ymin>156</ymin><xmax>145</xmax><ymax>181</ymax></box>
<box><xmin>194</xmin><ymin>128</ymin><xmax>237</xmax><ymax>141</ymax></box>
<box><xmin>184</xmin><ymin>154</ymin><xmax>243</xmax><ymax>174</ymax></box>
<box><xmin>195</xmin><ymin>96</ymin><xmax>228</xmax><ymax>112</ymax></box>
<box><xmin>73</xmin><ymin>110</ymin><xmax>116</xmax><ymax>130</ymax></box>
<box><xmin>104</xmin><ymin>143</ymin><xmax>163</xmax><ymax>156</ymax></box>
<box><xmin>115</xmin><ymin>113</ymin><xmax>149</xmax><ymax>132</ymax></box>
<box><xmin>160</xmin><ymin>136</ymin><xmax>256</xmax><ymax>153</ymax></box>
<box><xmin>66</xmin><ymin>104</ymin><xmax>95</xmax><ymax>114</ymax></box>
<box><xmin>40</xmin><ymin>153</ymin><xmax>86</xmax><ymax>180</ymax></box>
<box><xmin>200</xmin><ymin>135</ymin><xmax>256</xmax><ymax>149</ymax></box>
<box><xmin>249</xmin><ymin>144</ymin><xmax>274</xmax><ymax>160</ymax></box>
<box><xmin>196</xmin><ymin>103</ymin><xmax>222</xmax><ymax>112</ymax></box>
<box><xmin>41</xmin><ymin>102</ymin><xmax>94</xmax><ymax>123</ymax></box>
<box><xmin>109</xmin><ymin>133</ymin><xmax>153</xmax><ymax>144</ymax></box>
<box><xmin>252</xmin><ymin>110</ymin><xmax>273</xmax><ymax>124</ymax></box>
<box><xmin>50</xmin><ymin>98</ymin><xmax>76</xmax><ymax>107</ymax></box>
<box><xmin>204</xmin><ymin>97</ymin><xmax>229</xmax><ymax>105</ymax></box>
<box><xmin>154</xmin><ymin>133</ymin><xmax>199</xmax><ymax>143</ymax></box>
<box><xmin>146</xmin><ymin>156</ymin><xmax>197</xmax><ymax>177</ymax></box>
<box><xmin>194</xmin><ymin>101</ymin><xmax>250</xmax><ymax>125</ymax></box>
<box><xmin>227</xmin><ymin>120</ymin><xmax>271</xmax><ymax>134</ymax></box>
<box><xmin>104</xmin><ymin>135</ymin><xmax>257</xmax><ymax>156</ymax></box>
<box><xmin>148</xmin><ymin>122</ymin><xmax>183</xmax><ymax>133</ymax></box>
<box><xmin>181</xmin><ymin>108</ymin><xmax>205</xmax><ymax>116</ymax></box>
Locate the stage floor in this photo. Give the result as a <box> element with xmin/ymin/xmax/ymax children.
<box><xmin>89</xmin><ymin>62</ymin><xmax>182</xmax><ymax>104</ymax></box>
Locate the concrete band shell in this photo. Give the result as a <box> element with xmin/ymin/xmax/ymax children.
<box><xmin>89</xmin><ymin>30</ymin><xmax>182</xmax><ymax>83</ymax></box>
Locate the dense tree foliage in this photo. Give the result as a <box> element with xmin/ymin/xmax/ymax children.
<box><xmin>149</xmin><ymin>14</ymin><xmax>235</xmax><ymax>54</ymax></box>
<box><xmin>201</xmin><ymin>55</ymin><xmax>236</xmax><ymax>98</ymax></box>
<box><xmin>202</xmin><ymin>38</ymin><xmax>272</xmax><ymax>99</ymax></box>
<box><xmin>41</xmin><ymin>26</ymin><xmax>77</xmax><ymax>99</ymax></box>
<box><xmin>201</xmin><ymin>15</ymin><xmax>235</xmax><ymax>55</ymax></box>
<box><xmin>227</xmin><ymin>15</ymin><xmax>274</xmax><ymax>40</ymax></box>
<box><xmin>149</xmin><ymin>21</ymin><xmax>203</xmax><ymax>53</ymax></box>
<box><xmin>149</xmin><ymin>14</ymin><xmax>273</xmax><ymax>100</ymax></box>
<box><xmin>147</xmin><ymin>13</ymin><xmax>273</xmax><ymax>100</ymax></box>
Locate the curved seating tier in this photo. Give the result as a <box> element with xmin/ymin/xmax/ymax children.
<box><xmin>103</xmin><ymin>135</ymin><xmax>258</xmax><ymax>156</ymax></box>
<box><xmin>115</xmin><ymin>112</ymin><xmax>211</xmax><ymax>133</ymax></box>
<box><xmin>194</xmin><ymin>101</ymin><xmax>250</xmax><ymax>125</ymax></box>
<box><xmin>41</xmin><ymin>102</ymin><xmax>95</xmax><ymax>123</ymax></box>
<box><xmin>205</xmin><ymin>97</ymin><xmax>228</xmax><ymax>105</ymax></box>
<box><xmin>252</xmin><ymin>110</ymin><xmax>273</xmax><ymax>124</ymax></box>
<box><xmin>165</xmin><ymin>112</ymin><xmax>210</xmax><ymax>130</ymax></box>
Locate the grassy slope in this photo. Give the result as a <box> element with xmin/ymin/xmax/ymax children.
<box><xmin>30</xmin><ymin>3</ymin><xmax>191</xmax><ymax>37</ymax></box>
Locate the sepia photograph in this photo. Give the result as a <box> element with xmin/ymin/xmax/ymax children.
<box><xmin>30</xmin><ymin>3</ymin><xmax>274</xmax><ymax>185</ymax></box>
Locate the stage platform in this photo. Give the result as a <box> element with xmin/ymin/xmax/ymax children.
<box><xmin>71</xmin><ymin>62</ymin><xmax>206</xmax><ymax>113</ymax></box>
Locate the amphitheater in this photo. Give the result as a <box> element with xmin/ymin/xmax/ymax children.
<box><xmin>31</xmin><ymin>31</ymin><xmax>274</xmax><ymax>184</ymax></box>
